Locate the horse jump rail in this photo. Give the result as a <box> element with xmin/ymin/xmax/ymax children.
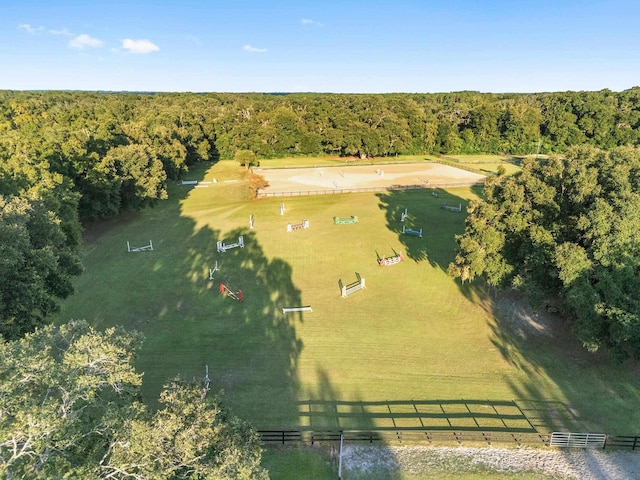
<box><xmin>402</xmin><ymin>225</ymin><xmax>422</xmax><ymax>238</ymax></box>
<box><xmin>219</xmin><ymin>282</ymin><xmax>243</xmax><ymax>302</ymax></box>
<box><xmin>282</xmin><ymin>306</ymin><xmax>313</xmax><ymax>314</ymax></box>
<box><xmin>217</xmin><ymin>236</ymin><xmax>244</xmax><ymax>253</ymax></box>
<box><xmin>441</xmin><ymin>202</ymin><xmax>462</xmax><ymax>212</ymax></box>
<box><xmin>287</xmin><ymin>220</ymin><xmax>309</xmax><ymax>232</ymax></box>
<box><xmin>339</xmin><ymin>273</ymin><xmax>365</xmax><ymax>297</ymax></box>
<box><xmin>334</xmin><ymin>216</ymin><xmax>358</xmax><ymax>224</ymax></box>
<box><xmin>127</xmin><ymin>240</ymin><xmax>153</xmax><ymax>252</ymax></box>
<box><xmin>379</xmin><ymin>251</ymin><xmax>404</xmax><ymax>266</ymax></box>
<box><xmin>209</xmin><ymin>261</ymin><xmax>220</xmax><ymax>280</ymax></box>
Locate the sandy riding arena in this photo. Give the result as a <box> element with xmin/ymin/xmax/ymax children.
<box><xmin>254</xmin><ymin>162</ymin><xmax>485</xmax><ymax>197</ymax></box>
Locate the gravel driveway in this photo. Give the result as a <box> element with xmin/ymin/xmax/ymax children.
<box><xmin>342</xmin><ymin>445</ymin><xmax>640</xmax><ymax>479</ymax></box>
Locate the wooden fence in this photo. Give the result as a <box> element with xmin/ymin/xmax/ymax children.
<box><xmin>605</xmin><ymin>435</ymin><xmax>640</xmax><ymax>450</ymax></box>
<box><xmin>258</xmin><ymin>430</ymin><xmax>640</xmax><ymax>451</ymax></box>
<box><xmin>256</xmin><ymin>181</ymin><xmax>483</xmax><ymax>198</ymax></box>
<box><xmin>258</xmin><ymin>429</ymin><xmax>550</xmax><ymax>447</ymax></box>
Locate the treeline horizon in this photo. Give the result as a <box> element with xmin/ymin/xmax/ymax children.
<box><xmin>2</xmin><ymin>88</ymin><xmax>640</xmax><ymax>218</ymax></box>
<box><xmin>1</xmin><ymin>88</ymin><xmax>640</xmax><ymax>339</ymax></box>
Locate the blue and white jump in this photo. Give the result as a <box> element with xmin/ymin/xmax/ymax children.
<box><xmin>402</xmin><ymin>225</ymin><xmax>422</xmax><ymax>238</ymax></box>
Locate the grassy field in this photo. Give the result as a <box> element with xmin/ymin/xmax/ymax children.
<box><xmin>260</xmin><ymin>446</ymin><xmax>556</xmax><ymax>480</ymax></box>
<box><xmin>439</xmin><ymin>154</ymin><xmax>521</xmax><ymax>176</ymax></box>
<box><xmin>56</xmin><ymin>159</ymin><xmax>640</xmax><ymax>476</ymax></box>
<box><xmin>254</xmin><ymin>154</ymin><xmax>433</xmax><ymax>169</ymax></box>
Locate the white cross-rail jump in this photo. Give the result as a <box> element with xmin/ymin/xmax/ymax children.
<box><xmin>127</xmin><ymin>240</ymin><xmax>153</xmax><ymax>252</ymax></box>
<box><xmin>217</xmin><ymin>236</ymin><xmax>244</xmax><ymax>253</ymax></box>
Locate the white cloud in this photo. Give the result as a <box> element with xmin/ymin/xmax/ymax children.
<box><xmin>243</xmin><ymin>44</ymin><xmax>267</xmax><ymax>53</ymax></box>
<box><xmin>49</xmin><ymin>28</ymin><xmax>72</xmax><ymax>36</ymax></box>
<box><xmin>18</xmin><ymin>23</ymin><xmax>44</xmax><ymax>34</ymax></box>
<box><xmin>70</xmin><ymin>34</ymin><xmax>104</xmax><ymax>49</ymax></box>
<box><xmin>121</xmin><ymin>38</ymin><xmax>160</xmax><ymax>54</ymax></box>
<box><xmin>301</xmin><ymin>18</ymin><xmax>323</xmax><ymax>27</ymax></box>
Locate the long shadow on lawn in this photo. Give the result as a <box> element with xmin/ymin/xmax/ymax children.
<box><xmin>485</xmin><ymin>289</ymin><xmax>640</xmax><ymax>434</ymax></box>
<box><xmin>376</xmin><ymin>187</ymin><xmax>474</xmax><ymax>270</ymax></box>
<box><xmin>299</xmin><ymin>370</ymin><xmax>537</xmax><ymax>436</ymax></box>
<box><xmin>139</xmin><ymin>222</ymin><xmax>304</xmax><ymax>426</ymax></box>
<box><xmin>299</xmin><ymin>396</ymin><xmax>536</xmax><ymax>433</ymax></box>
<box><xmin>377</xmin><ymin>185</ymin><xmax>640</xmax><ymax>436</ymax></box>
<box><xmin>74</xmin><ymin>166</ymin><xmax>306</xmax><ymax>429</ymax></box>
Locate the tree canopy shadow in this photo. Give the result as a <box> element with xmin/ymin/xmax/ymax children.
<box><xmin>58</xmin><ymin>164</ymin><xmax>306</xmax><ymax>429</ymax></box>
<box><xmin>484</xmin><ymin>288</ymin><xmax>640</xmax><ymax>434</ymax></box>
<box><xmin>377</xmin><ymin>183</ymin><xmax>640</xmax><ymax>437</ymax></box>
<box><xmin>376</xmin><ymin>187</ymin><xmax>473</xmax><ymax>271</ymax></box>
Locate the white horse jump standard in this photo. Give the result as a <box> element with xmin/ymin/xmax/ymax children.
<box><xmin>287</xmin><ymin>220</ymin><xmax>309</xmax><ymax>232</ymax></box>
<box><xmin>401</xmin><ymin>208</ymin><xmax>408</xmax><ymax>222</ymax></box>
<box><xmin>339</xmin><ymin>273</ymin><xmax>365</xmax><ymax>298</ymax></box>
<box><xmin>402</xmin><ymin>225</ymin><xmax>422</xmax><ymax>238</ymax></box>
<box><xmin>249</xmin><ymin>215</ymin><xmax>254</xmax><ymax>229</ymax></box>
<box><xmin>282</xmin><ymin>306</ymin><xmax>313</xmax><ymax>314</ymax></box>
<box><xmin>127</xmin><ymin>240</ymin><xmax>153</xmax><ymax>252</ymax></box>
<box><xmin>217</xmin><ymin>236</ymin><xmax>244</xmax><ymax>253</ymax></box>
<box><xmin>209</xmin><ymin>261</ymin><xmax>220</xmax><ymax>280</ymax></box>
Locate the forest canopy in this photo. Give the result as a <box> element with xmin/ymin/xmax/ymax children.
<box><xmin>1</xmin><ymin>88</ymin><xmax>640</xmax><ymax>342</ymax></box>
<box><xmin>449</xmin><ymin>145</ymin><xmax>640</xmax><ymax>360</ymax></box>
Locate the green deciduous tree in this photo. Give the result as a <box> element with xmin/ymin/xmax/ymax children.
<box><xmin>0</xmin><ymin>321</ymin><xmax>143</xmax><ymax>478</ymax></box>
<box><xmin>0</xmin><ymin>195</ymin><xmax>82</xmax><ymax>339</ymax></box>
<box><xmin>104</xmin><ymin>381</ymin><xmax>267</xmax><ymax>480</ymax></box>
<box><xmin>235</xmin><ymin>149</ymin><xmax>257</xmax><ymax>170</ymax></box>
<box><xmin>100</xmin><ymin>144</ymin><xmax>168</xmax><ymax>212</ymax></box>
<box><xmin>0</xmin><ymin>320</ymin><xmax>268</xmax><ymax>479</ymax></box>
<box><xmin>449</xmin><ymin>146</ymin><xmax>640</xmax><ymax>359</ymax></box>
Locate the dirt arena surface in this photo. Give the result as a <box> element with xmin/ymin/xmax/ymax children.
<box><xmin>254</xmin><ymin>162</ymin><xmax>485</xmax><ymax>195</ymax></box>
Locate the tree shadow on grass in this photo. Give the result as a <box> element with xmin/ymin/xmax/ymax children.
<box><xmin>137</xmin><ymin>222</ymin><xmax>305</xmax><ymax>427</ymax></box>
<box><xmin>484</xmin><ymin>288</ymin><xmax>640</xmax><ymax>434</ymax></box>
<box><xmin>377</xmin><ymin>183</ymin><xmax>640</xmax><ymax>437</ymax></box>
<box><xmin>299</xmin><ymin>368</ymin><xmax>539</xmax><ymax>434</ymax></box>
<box><xmin>300</xmin><ymin>368</ymin><xmax>377</xmax><ymax>432</ymax></box>
<box><xmin>376</xmin><ymin>187</ymin><xmax>473</xmax><ymax>271</ymax></box>
<box><xmin>60</xmin><ymin>165</ymin><xmax>306</xmax><ymax>430</ymax></box>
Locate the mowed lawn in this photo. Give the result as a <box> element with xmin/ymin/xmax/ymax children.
<box><xmin>56</xmin><ymin>160</ymin><xmax>640</xmax><ymax>435</ymax></box>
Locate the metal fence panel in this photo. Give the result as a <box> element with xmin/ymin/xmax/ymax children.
<box><xmin>550</xmin><ymin>432</ymin><xmax>606</xmax><ymax>448</ymax></box>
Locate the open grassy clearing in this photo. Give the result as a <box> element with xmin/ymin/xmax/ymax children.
<box><xmin>255</xmin><ymin>154</ymin><xmax>434</xmax><ymax>169</ymax></box>
<box><xmin>57</xmin><ymin>160</ymin><xmax>639</xmax><ymax>439</ymax></box>
<box><xmin>439</xmin><ymin>154</ymin><xmax>521</xmax><ymax>176</ymax></box>
<box><xmin>443</xmin><ymin>154</ymin><xmax>512</xmax><ymax>164</ymax></box>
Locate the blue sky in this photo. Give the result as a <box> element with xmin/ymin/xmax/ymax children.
<box><xmin>2</xmin><ymin>0</ymin><xmax>639</xmax><ymax>93</ymax></box>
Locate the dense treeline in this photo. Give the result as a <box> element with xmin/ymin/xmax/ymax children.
<box><xmin>449</xmin><ymin>145</ymin><xmax>640</xmax><ymax>360</ymax></box>
<box><xmin>3</xmin><ymin>87</ymin><xmax>640</xmax><ymax>218</ymax></box>
<box><xmin>1</xmin><ymin>88</ymin><xmax>640</xmax><ymax>339</ymax></box>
